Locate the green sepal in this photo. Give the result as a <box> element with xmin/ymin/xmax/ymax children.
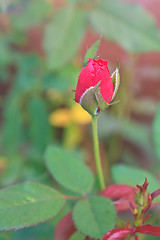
<box><xmin>108</xmin><ymin>100</ymin><xmax>120</xmax><ymax>106</ymax></box>
<box><xmin>111</xmin><ymin>60</ymin><xmax>120</xmax><ymax>101</ymax></box>
<box><xmin>95</xmin><ymin>87</ymin><xmax>109</xmax><ymax>112</ymax></box>
<box><xmin>80</xmin><ymin>81</ymin><xmax>111</xmax><ymax>117</ymax></box>
<box><xmin>135</xmin><ymin>191</ymin><xmax>144</xmax><ymax>206</ymax></box>
<box><xmin>116</xmin><ymin>59</ymin><xmax>120</xmax><ymax>70</ymax></box>
<box><xmin>80</xmin><ymin>82</ymin><xmax>101</xmax><ymax>117</ymax></box>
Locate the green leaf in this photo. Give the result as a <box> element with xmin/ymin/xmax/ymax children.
<box><xmin>10</xmin><ymin>0</ymin><xmax>51</xmax><ymax>30</ymax></box>
<box><xmin>69</xmin><ymin>232</ymin><xmax>85</xmax><ymax>240</ymax></box>
<box><xmin>11</xmin><ymin>222</ymin><xmax>54</xmax><ymax>240</ymax></box>
<box><xmin>43</xmin><ymin>64</ymin><xmax>80</xmax><ymax>92</ymax></box>
<box><xmin>3</xmin><ymin>101</ymin><xmax>23</xmax><ymax>152</ymax></box>
<box><xmin>43</xmin><ymin>4</ymin><xmax>86</xmax><ymax>70</ymax></box>
<box><xmin>153</xmin><ymin>105</ymin><xmax>160</xmax><ymax>161</ymax></box>
<box><xmin>0</xmin><ymin>181</ymin><xmax>65</xmax><ymax>231</ymax></box>
<box><xmin>44</xmin><ymin>146</ymin><xmax>94</xmax><ymax>195</ymax></box>
<box><xmin>11</xmin><ymin>55</ymin><xmax>44</xmax><ymax>97</ymax></box>
<box><xmin>83</xmin><ymin>38</ymin><xmax>101</xmax><ymax>66</ymax></box>
<box><xmin>0</xmin><ymin>37</ymin><xmax>14</xmax><ymax>66</ymax></box>
<box><xmin>112</xmin><ymin>164</ymin><xmax>160</xmax><ymax>200</ymax></box>
<box><xmin>145</xmin><ymin>234</ymin><xmax>160</xmax><ymax>240</ymax></box>
<box><xmin>0</xmin><ymin>232</ymin><xmax>8</xmax><ymax>240</ymax></box>
<box><xmin>0</xmin><ymin>155</ymin><xmax>22</xmax><ymax>187</ymax></box>
<box><xmin>89</xmin><ymin>0</ymin><xmax>160</xmax><ymax>52</ymax></box>
<box><xmin>98</xmin><ymin>113</ymin><xmax>152</xmax><ymax>153</ymax></box>
<box><xmin>28</xmin><ymin>97</ymin><xmax>52</xmax><ymax>153</ymax></box>
<box><xmin>73</xmin><ymin>196</ymin><xmax>116</xmax><ymax>239</ymax></box>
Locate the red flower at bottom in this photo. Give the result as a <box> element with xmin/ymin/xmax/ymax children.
<box><xmin>102</xmin><ymin>179</ymin><xmax>160</xmax><ymax>240</ymax></box>
<box><xmin>102</xmin><ymin>225</ymin><xmax>160</xmax><ymax>240</ymax></box>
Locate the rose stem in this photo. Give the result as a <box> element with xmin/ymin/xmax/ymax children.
<box><xmin>92</xmin><ymin>116</ymin><xmax>105</xmax><ymax>190</ymax></box>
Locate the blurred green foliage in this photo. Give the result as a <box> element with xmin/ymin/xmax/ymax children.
<box><xmin>0</xmin><ymin>0</ymin><xmax>160</xmax><ymax>239</ymax></box>
<box><xmin>89</xmin><ymin>0</ymin><xmax>160</xmax><ymax>52</ymax></box>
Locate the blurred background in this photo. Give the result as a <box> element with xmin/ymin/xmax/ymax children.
<box><xmin>0</xmin><ymin>0</ymin><xmax>160</xmax><ymax>239</ymax></box>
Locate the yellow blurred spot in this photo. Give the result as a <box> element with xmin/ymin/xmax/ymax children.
<box><xmin>49</xmin><ymin>104</ymin><xmax>91</xmax><ymax>127</ymax></box>
<box><xmin>49</xmin><ymin>108</ymin><xmax>71</xmax><ymax>127</ymax></box>
<box><xmin>47</xmin><ymin>90</ymin><xmax>62</xmax><ymax>100</ymax></box>
<box><xmin>70</xmin><ymin>104</ymin><xmax>92</xmax><ymax>124</ymax></box>
<box><xmin>133</xmin><ymin>208</ymin><xmax>138</xmax><ymax>215</ymax></box>
<box><xmin>0</xmin><ymin>156</ymin><xmax>7</xmax><ymax>171</ymax></box>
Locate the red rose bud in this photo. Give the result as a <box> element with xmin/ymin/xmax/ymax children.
<box><xmin>75</xmin><ymin>58</ymin><xmax>120</xmax><ymax>117</ymax></box>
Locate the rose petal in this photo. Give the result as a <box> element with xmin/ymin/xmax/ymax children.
<box><xmin>85</xmin><ymin>237</ymin><xmax>98</xmax><ymax>240</ymax></box>
<box><xmin>134</xmin><ymin>235</ymin><xmax>139</xmax><ymax>240</ymax></box>
<box><xmin>151</xmin><ymin>189</ymin><xmax>160</xmax><ymax>200</ymax></box>
<box><xmin>54</xmin><ymin>212</ymin><xmax>76</xmax><ymax>240</ymax></box>
<box><xmin>136</xmin><ymin>178</ymin><xmax>149</xmax><ymax>192</ymax></box>
<box><xmin>141</xmin><ymin>194</ymin><xmax>152</xmax><ymax>216</ymax></box>
<box><xmin>75</xmin><ymin>58</ymin><xmax>113</xmax><ymax>104</ymax></box>
<box><xmin>136</xmin><ymin>224</ymin><xmax>160</xmax><ymax>237</ymax></box>
<box><xmin>102</xmin><ymin>228</ymin><xmax>133</xmax><ymax>240</ymax></box>
<box><xmin>101</xmin><ymin>184</ymin><xmax>136</xmax><ymax>199</ymax></box>
<box><xmin>113</xmin><ymin>199</ymin><xmax>134</xmax><ymax>212</ymax></box>
<box><xmin>101</xmin><ymin>184</ymin><xmax>137</xmax><ymax>212</ymax></box>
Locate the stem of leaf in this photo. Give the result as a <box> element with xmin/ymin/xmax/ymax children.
<box><xmin>64</xmin><ymin>195</ymin><xmax>86</xmax><ymax>200</ymax></box>
<box><xmin>92</xmin><ymin>116</ymin><xmax>105</xmax><ymax>190</ymax></box>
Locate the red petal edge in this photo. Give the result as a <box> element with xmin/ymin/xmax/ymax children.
<box><xmin>136</xmin><ymin>224</ymin><xmax>160</xmax><ymax>237</ymax></box>
<box><xmin>151</xmin><ymin>189</ymin><xmax>160</xmax><ymax>200</ymax></box>
<box><xmin>53</xmin><ymin>212</ymin><xmax>76</xmax><ymax>240</ymax></box>
<box><xmin>85</xmin><ymin>237</ymin><xmax>98</xmax><ymax>240</ymax></box>
<box><xmin>102</xmin><ymin>228</ymin><xmax>133</xmax><ymax>240</ymax></box>
<box><xmin>101</xmin><ymin>184</ymin><xmax>134</xmax><ymax>199</ymax></box>
<box><xmin>101</xmin><ymin>185</ymin><xmax>137</xmax><ymax>212</ymax></box>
